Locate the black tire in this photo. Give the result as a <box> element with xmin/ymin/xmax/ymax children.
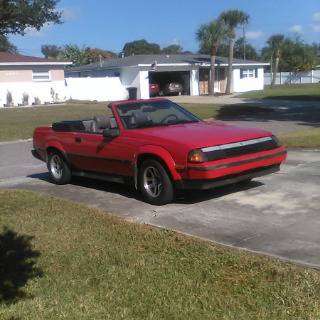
<box><xmin>138</xmin><ymin>159</ymin><xmax>174</xmax><ymax>205</ymax></box>
<box><xmin>47</xmin><ymin>151</ymin><xmax>71</xmax><ymax>185</ymax></box>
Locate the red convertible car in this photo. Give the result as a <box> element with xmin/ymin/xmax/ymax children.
<box><xmin>32</xmin><ymin>98</ymin><xmax>286</xmax><ymax>205</ymax></box>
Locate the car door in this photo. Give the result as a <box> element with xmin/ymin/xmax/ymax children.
<box><xmin>68</xmin><ymin>119</ymin><xmax>134</xmax><ymax>177</ymax></box>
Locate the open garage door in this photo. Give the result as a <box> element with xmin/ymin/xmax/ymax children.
<box><xmin>149</xmin><ymin>71</ymin><xmax>190</xmax><ymax>96</ymax></box>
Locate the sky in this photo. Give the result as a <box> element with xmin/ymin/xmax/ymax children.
<box><xmin>10</xmin><ymin>0</ymin><xmax>320</xmax><ymax>57</ymax></box>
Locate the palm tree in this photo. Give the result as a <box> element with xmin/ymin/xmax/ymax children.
<box><xmin>266</xmin><ymin>34</ymin><xmax>285</xmax><ymax>86</ymax></box>
<box><xmin>196</xmin><ymin>20</ymin><xmax>227</xmax><ymax>95</ymax></box>
<box><xmin>219</xmin><ymin>10</ymin><xmax>250</xmax><ymax>94</ymax></box>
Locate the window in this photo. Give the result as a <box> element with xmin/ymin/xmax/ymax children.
<box><xmin>240</xmin><ymin>68</ymin><xmax>258</xmax><ymax>79</ymax></box>
<box><xmin>117</xmin><ymin>100</ymin><xmax>199</xmax><ymax>129</ymax></box>
<box><xmin>32</xmin><ymin>70</ymin><xmax>51</xmax><ymax>82</ymax></box>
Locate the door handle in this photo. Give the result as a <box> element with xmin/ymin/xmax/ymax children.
<box><xmin>75</xmin><ymin>137</ymin><xmax>82</xmax><ymax>143</ymax></box>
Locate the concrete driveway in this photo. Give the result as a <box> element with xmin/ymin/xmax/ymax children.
<box><xmin>1</xmin><ymin>140</ymin><xmax>320</xmax><ymax>268</ymax></box>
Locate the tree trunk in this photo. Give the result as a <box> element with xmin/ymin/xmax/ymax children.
<box><xmin>271</xmin><ymin>52</ymin><xmax>280</xmax><ymax>86</ymax></box>
<box><xmin>209</xmin><ymin>46</ymin><xmax>217</xmax><ymax>96</ymax></box>
<box><xmin>225</xmin><ymin>38</ymin><xmax>235</xmax><ymax>94</ymax></box>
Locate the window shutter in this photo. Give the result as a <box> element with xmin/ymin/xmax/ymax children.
<box><xmin>240</xmin><ymin>69</ymin><xmax>244</xmax><ymax>79</ymax></box>
<box><xmin>255</xmin><ymin>68</ymin><xmax>258</xmax><ymax>78</ymax></box>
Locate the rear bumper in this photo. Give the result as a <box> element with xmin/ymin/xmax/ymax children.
<box><xmin>175</xmin><ymin>164</ymin><xmax>280</xmax><ymax>190</ymax></box>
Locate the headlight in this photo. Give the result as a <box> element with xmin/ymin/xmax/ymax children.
<box><xmin>188</xmin><ymin>149</ymin><xmax>207</xmax><ymax>163</ymax></box>
<box><xmin>271</xmin><ymin>135</ymin><xmax>281</xmax><ymax>147</ymax></box>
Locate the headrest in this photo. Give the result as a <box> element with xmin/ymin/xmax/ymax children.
<box><xmin>94</xmin><ymin>116</ymin><xmax>110</xmax><ymax>130</ymax></box>
<box><xmin>130</xmin><ymin>111</ymin><xmax>152</xmax><ymax>128</ymax></box>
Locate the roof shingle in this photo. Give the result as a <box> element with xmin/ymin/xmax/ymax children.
<box><xmin>0</xmin><ymin>52</ymin><xmax>69</xmax><ymax>64</ymax></box>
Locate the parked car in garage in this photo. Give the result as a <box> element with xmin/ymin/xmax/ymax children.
<box><xmin>149</xmin><ymin>83</ymin><xmax>160</xmax><ymax>97</ymax></box>
<box><xmin>163</xmin><ymin>82</ymin><xmax>183</xmax><ymax>96</ymax></box>
<box><xmin>32</xmin><ymin>98</ymin><xmax>287</xmax><ymax>205</ymax></box>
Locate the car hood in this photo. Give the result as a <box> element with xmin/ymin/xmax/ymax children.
<box><xmin>128</xmin><ymin>121</ymin><xmax>272</xmax><ymax>150</ymax></box>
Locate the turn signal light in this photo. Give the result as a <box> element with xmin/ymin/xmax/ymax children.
<box><xmin>188</xmin><ymin>149</ymin><xmax>206</xmax><ymax>163</ymax></box>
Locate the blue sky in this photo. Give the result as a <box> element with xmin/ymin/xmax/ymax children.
<box><xmin>10</xmin><ymin>0</ymin><xmax>320</xmax><ymax>56</ymax></box>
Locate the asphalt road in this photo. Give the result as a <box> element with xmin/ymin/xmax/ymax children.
<box><xmin>1</xmin><ymin>140</ymin><xmax>320</xmax><ymax>268</ymax></box>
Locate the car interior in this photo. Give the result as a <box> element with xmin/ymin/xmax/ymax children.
<box><xmin>52</xmin><ymin>116</ymin><xmax>118</xmax><ymax>134</ymax></box>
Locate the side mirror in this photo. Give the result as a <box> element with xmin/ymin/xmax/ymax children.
<box><xmin>103</xmin><ymin>128</ymin><xmax>120</xmax><ymax>138</ymax></box>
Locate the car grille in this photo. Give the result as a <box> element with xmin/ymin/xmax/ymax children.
<box><xmin>201</xmin><ymin>137</ymin><xmax>278</xmax><ymax>162</ymax></box>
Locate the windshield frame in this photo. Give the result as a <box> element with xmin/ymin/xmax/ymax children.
<box><xmin>114</xmin><ymin>99</ymin><xmax>201</xmax><ymax>130</ymax></box>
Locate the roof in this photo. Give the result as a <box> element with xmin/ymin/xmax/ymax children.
<box><xmin>0</xmin><ymin>52</ymin><xmax>71</xmax><ymax>66</ymax></box>
<box><xmin>68</xmin><ymin>54</ymin><xmax>269</xmax><ymax>72</ymax></box>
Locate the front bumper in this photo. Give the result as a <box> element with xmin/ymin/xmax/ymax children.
<box><xmin>175</xmin><ymin>164</ymin><xmax>280</xmax><ymax>190</ymax></box>
<box><xmin>175</xmin><ymin>146</ymin><xmax>287</xmax><ymax>190</ymax></box>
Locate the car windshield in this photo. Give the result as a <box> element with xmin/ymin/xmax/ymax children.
<box><xmin>116</xmin><ymin>100</ymin><xmax>200</xmax><ymax>129</ymax></box>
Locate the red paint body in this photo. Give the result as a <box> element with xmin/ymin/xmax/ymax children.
<box><xmin>33</xmin><ymin>98</ymin><xmax>287</xmax><ymax>188</ymax></box>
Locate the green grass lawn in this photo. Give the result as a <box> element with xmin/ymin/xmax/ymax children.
<box><xmin>0</xmin><ymin>102</ymin><xmax>222</xmax><ymax>142</ymax></box>
<box><xmin>279</xmin><ymin>128</ymin><xmax>320</xmax><ymax>148</ymax></box>
<box><xmin>0</xmin><ymin>102</ymin><xmax>111</xmax><ymax>142</ymax></box>
<box><xmin>240</xmin><ymin>84</ymin><xmax>320</xmax><ymax>101</ymax></box>
<box><xmin>0</xmin><ymin>101</ymin><xmax>319</xmax><ymax>148</ymax></box>
<box><xmin>1</xmin><ymin>189</ymin><xmax>320</xmax><ymax>319</ymax></box>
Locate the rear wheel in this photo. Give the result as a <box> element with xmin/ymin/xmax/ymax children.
<box><xmin>138</xmin><ymin>159</ymin><xmax>174</xmax><ymax>205</ymax></box>
<box><xmin>47</xmin><ymin>151</ymin><xmax>71</xmax><ymax>185</ymax></box>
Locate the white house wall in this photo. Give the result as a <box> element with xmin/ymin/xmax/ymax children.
<box><xmin>0</xmin><ymin>80</ymin><xmax>67</xmax><ymax>107</ymax></box>
<box><xmin>120</xmin><ymin>67</ymin><xmax>150</xmax><ymax>99</ymax></box>
<box><xmin>65</xmin><ymin>77</ymin><xmax>127</xmax><ymax>101</ymax></box>
<box><xmin>232</xmin><ymin>67</ymin><xmax>264</xmax><ymax>93</ymax></box>
<box><xmin>190</xmin><ymin>69</ymin><xmax>199</xmax><ymax>96</ymax></box>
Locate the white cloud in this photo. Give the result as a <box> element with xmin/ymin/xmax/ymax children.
<box><xmin>289</xmin><ymin>25</ymin><xmax>303</xmax><ymax>33</ymax></box>
<box><xmin>24</xmin><ymin>23</ymin><xmax>53</xmax><ymax>37</ymax></box>
<box><xmin>246</xmin><ymin>31</ymin><xmax>264</xmax><ymax>40</ymax></box>
<box><xmin>313</xmin><ymin>12</ymin><xmax>320</xmax><ymax>22</ymax></box>
<box><xmin>312</xmin><ymin>24</ymin><xmax>320</xmax><ymax>32</ymax></box>
<box><xmin>61</xmin><ymin>7</ymin><xmax>79</xmax><ymax>22</ymax></box>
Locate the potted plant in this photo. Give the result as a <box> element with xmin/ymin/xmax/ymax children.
<box><xmin>22</xmin><ymin>92</ymin><xmax>29</xmax><ymax>106</ymax></box>
<box><xmin>6</xmin><ymin>91</ymin><xmax>13</xmax><ymax>107</ymax></box>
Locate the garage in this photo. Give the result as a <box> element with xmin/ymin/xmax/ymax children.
<box><xmin>149</xmin><ymin>71</ymin><xmax>190</xmax><ymax>96</ymax></box>
<box><xmin>66</xmin><ymin>54</ymin><xmax>269</xmax><ymax>100</ymax></box>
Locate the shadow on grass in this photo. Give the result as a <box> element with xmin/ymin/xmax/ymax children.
<box><xmin>0</xmin><ymin>228</ymin><xmax>42</xmax><ymax>304</ymax></box>
<box><xmin>261</xmin><ymin>95</ymin><xmax>320</xmax><ymax>102</ymax></box>
<box><xmin>28</xmin><ymin>172</ymin><xmax>262</xmax><ymax>205</ymax></box>
<box><xmin>215</xmin><ymin>103</ymin><xmax>320</xmax><ymax>128</ymax></box>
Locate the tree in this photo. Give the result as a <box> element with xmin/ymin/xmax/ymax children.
<box><xmin>0</xmin><ymin>0</ymin><xmax>61</xmax><ymax>36</ymax></box>
<box><xmin>212</xmin><ymin>37</ymin><xmax>258</xmax><ymax>60</ymax></box>
<box><xmin>41</xmin><ymin>45</ymin><xmax>62</xmax><ymax>59</ymax></box>
<box><xmin>122</xmin><ymin>39</ymin><xmax>161</xmax><ymax>56</ymax></box>
<box><xmin>84</xmin><ymin>48</ymin><xmax>117</xmax><ymax>63</ymax></box>
<box><xmin>162</xmin><ymin>44</ymin><xmax>183</xmax><ymax>54</ymax></box>
<box><xmin>233</xmin><ymin>37</ymin><xmax>258</xmax><ymax>61</ymax></box>
<box><xmin>218</xmin><ymin>10</ymin><xmax>250</xmax><ymax>94</ymax></box>
<box><xmin>262</xmin><ymin>34</ymin><xmax>285</xmax><ymax>85</ymax></box>
<box><xmin>197</xmin><ymin>20</ymin><xmax>227</xmax><ymax>95</ymax></box>
<box><xmin>62</xmin><ymin>45</ymin><xmax>88</xmax><ymax>66</ymax></box>
<box><xmin>0</xmin><ymin>35</ymin><xmax>18</xmax><ymax>53</ymax></box>
<box><xmin>262</xmin><ymin>37</ymin><xmax>318</xmax><ymax>74</ymax></box>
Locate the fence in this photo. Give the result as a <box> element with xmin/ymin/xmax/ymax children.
<box><xmin>0</xmin><ymin>77</ymin><xmax>129</xmax><ymax>107</ymax></box>
<box><xmin>65</xmin><ymin>77</ymin><xmax>128</xmax><ymax>101</ymax></box>
<box><xmin>264</xmin><ymin>70</ymin><xmax>320</xmax><ymax>86</ymax></box>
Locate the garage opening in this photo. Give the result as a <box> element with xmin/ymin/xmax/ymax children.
<box><xmin>149</xmin><ymin>71</ymin><xmax>190</xmax><ymax>96</ymax></box>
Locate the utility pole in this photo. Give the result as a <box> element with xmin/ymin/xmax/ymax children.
<box><xmin>243</xmin><ymin>24</ymin><xmax>246</xmax><ymax>61</ymax></box>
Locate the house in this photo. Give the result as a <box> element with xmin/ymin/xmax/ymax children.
<box><xmin>66</xmin><ymin>54</ymin><xmax>269</xmax><ymax>101</ymax></box>
<box><xmin>0</xmin><ymin>52</ymin><xmax>71</xmax><ymax>107</ymax></box>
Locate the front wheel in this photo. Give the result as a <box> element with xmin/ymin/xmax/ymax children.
<box><xmin>138</xmin><ymin>159</ymin><xmax>174</xmax><ymax>205</ymax></box>
<box><xmin>47</xmin><ymin>151</ymin><xmax>71</xmax><ymax>185</ymax></box>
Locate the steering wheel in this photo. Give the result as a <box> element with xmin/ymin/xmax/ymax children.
<box><xmin>161</xmin><ymin>114</ymin><xmax>179</xmax><ymax>124</ymax></box>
